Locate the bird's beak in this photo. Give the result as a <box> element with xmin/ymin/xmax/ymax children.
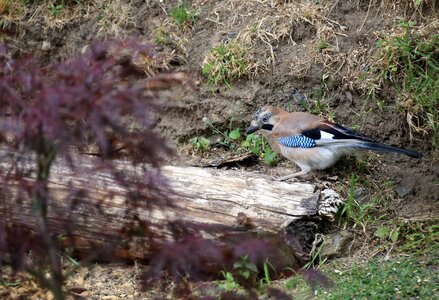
<box><xmin>245</xmin><ymin>120</ymin><xmax>261</xmax><ymax>135</ymax></box>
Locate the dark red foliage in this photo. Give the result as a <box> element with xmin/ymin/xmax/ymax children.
<box><xmin>0</xmin><ymin>40</ymin><xmax>172</xmax><ymax>164</ymax></box>
<box><xmin>0</xmin><ymin>39</ymin><xmax>181</xmax><ymax>298</ymax></box>
<box><xmin>0</xmin><ymin>39</ymin><xmax>330</xmax><ymax>299</ymax></box>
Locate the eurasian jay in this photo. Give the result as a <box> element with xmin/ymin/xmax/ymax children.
<box><xmin>245</xmin><ymin>106</ymin><xmax>422</xmax><ymax>180</ymax></box>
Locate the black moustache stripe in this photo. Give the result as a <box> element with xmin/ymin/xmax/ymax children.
<box><xmin>261</xmin><ymin>124</ymin><xmax>273</xmax><ymax>131</ymax></box>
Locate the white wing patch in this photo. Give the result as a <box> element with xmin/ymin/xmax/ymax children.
<box><xmin>320</xmin><ymin>131</ymin><xmax>335</xmax><ymax>140</ymax></box>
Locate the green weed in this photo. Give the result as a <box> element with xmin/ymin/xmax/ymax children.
<box><xmin>193</xmin><ymin>119</ymin><xmax>277</xmax><ymax>165</ymax></box>
<box><xmin>204</xmin><ymin>120</ymin><xmax>242</xmax><ymax>149</ymax></box>
<box><xmin>240</xmin><ymin>133</ymin><xmax>278</xmax><ymax>166</ymax></box>
<box><xmin>47</xmin><ymin>0</ymin><xmax>82</xmax><ymax>17</ymax></box>
<box><xmin>316</xmin><ymin>40</ymin><xmax>330</xmax><ymax>52</ymax></box>
<box><xmin>218</xmin><ymin>255</ymin><xmax>258</xmax><ymax>292</ymax></box>
<box><xmin>374</xmin><ymin>225</ymin><xmax>400</xmax><ymax>243</ymax></box>
<box><xmin>218</xmin><ymin>256</ymin><xmax>277</xmax><ymax>294</ymax></box>
<box><xmin>366</xmin><ymin>21</ymin><xmax>439</xmax><ymax>147</ymax></box>
<box><xmin>202</xmin><ymin>41</ymin><xmax>254</xmax><ymax>88</ymax></box>
<box><xmin>0</xmin><ymin>279</ymin><xmax>21</xmax><ymax>287</ymax></box>
<box><xmin>169</xmin><ymin>1</ymin><xmax>196</xmax><ymax>26</ymax></box>
<box><xmin>233</xmin><ymin>255</ymin><xmax>258</xmax><ymax>280</ymax></box>
<box><xmin>154</xmin><ymin>26</ymin><xmax>171</xmax><ymax>46</ymax></box>
<box><xmin>284</xmin><ymin>275</ymin><xmax>310</xmax><ymax>298</ymax></box>
<box><xmin>189</xmin><ymin>136</ymin><xmax>211</xmax><ymax>151</ymax></box>
<box><xmin>48</xmin><ymin>1</ymin><xmax>64</xmax><ymax>16</ymax></box>
<box><xmin>218</xmin><ymin>271</ymin><xmax>240</xmax><ymax>292</ymax></box>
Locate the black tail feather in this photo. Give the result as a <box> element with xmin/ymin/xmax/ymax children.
<box><xmin>353</xmin><ymin>142</ymin><xmax>422</xmax><ymax>158</ymax></box>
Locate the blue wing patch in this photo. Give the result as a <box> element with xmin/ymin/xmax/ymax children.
<box><xmin>278</xmin><ymin>135</ymin><xmax>316</xmax><ymax>148</ymax></box>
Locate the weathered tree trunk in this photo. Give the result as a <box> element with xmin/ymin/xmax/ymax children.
<box><xmin>162</xmin><ymin>165</ymin><xmax>319</xmax><ymax>230</ymax></box>
<box><xmin>0</xmin><ymin>153</ymin><xmax>320</xmax><ymax>259</ymax></box>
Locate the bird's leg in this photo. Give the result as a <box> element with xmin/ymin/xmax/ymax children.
<box><xmin>278</xmin><ymin>167</ymin><xmax>312</xmax><ymax>181</ymax></box>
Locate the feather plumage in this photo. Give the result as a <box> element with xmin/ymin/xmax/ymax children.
<box><xmin>246</xmin><ymin>106</ymin><xmax>422</xmax><ymax>178</ymax></box>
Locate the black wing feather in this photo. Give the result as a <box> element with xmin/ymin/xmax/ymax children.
<box><xmin>302</xmin><ymin>121</ymin><xmax>376</xmax><ymax>142</ymax></box>
<box><xmin>301</xmin><ymin>128</ymin><xmax>321</xmax><ymax>140</ymax></box>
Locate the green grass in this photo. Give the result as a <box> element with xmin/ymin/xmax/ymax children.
<box><xmin>366</xmin><ymin>21</ymin><xmax>439</xmax><ymax>147</ymax></box>
<box><xmin>169</xmin><ymin>1</ymin><xmax>196</xmax><ymax>26</ymax></box>
<box><xmin>47</xmin><ymin>0</ymin><xmax>82</xmax><ymax>16</ymax></box>
<box><xmin>336</xmin><ymin>175</ymin><xmax>379</xmax><ymax>230</ymax></box>
<box><xmin>299</xmin><ymin>74</ymin><xmax>335</xmax><ymax>120</ymax></box>
<box><xmin>399</xmin><ymin>222</ymin><xmax>439</xmax><ymax>259</ymax></box>
<box><xmin>202</xmin><ymin>41</ymin><xmax>254</xmax><ymax>88</ymax></box>
<box><xmin>321</xmin><ymin>173</ymin><xmax>439</xmax><ymax>299</ymax></box>
<box><xmin>286</xmin><ymin>257</ymin><xmax>438</xmax><ymax>299</ymax></box>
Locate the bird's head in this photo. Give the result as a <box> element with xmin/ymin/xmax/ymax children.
<box><xmin>245</xmin><ymin>106</ymin><xmax>280</xmax><ymax>135</ymax></box>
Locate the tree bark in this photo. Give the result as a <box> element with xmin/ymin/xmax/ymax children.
<box><xmin>0</xmin><ymin>153</ymin><xmax>320</xmax><ymax>259</ymax></box>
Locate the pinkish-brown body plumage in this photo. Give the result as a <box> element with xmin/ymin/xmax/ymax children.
<box><xmin>246</xmin><ymin>106</ymin><xmax>422</xmax><ymax>179</ymax></box>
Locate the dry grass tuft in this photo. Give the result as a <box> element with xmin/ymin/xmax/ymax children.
<box><xmin>132</xmin><ymin>47</ymin><xmax>173</xmax><ymax>77</ymax></box>
<box><xmin>153</xmin><ymin>19</ymin><xmax>190</xmax><ymax>63</ymax></box>
<box><xmin>357</xmin><ymin>20</ymin><xmax>439</xmax><ymax>146</ymax></box>
<box><xmin>379</xmin><ymin>0</ymin><xmax>438</xmax><ymax>16</ymax></box>
<box><xmin>95</xmin><ymin>0</ymin><xmax>134</xmax><ymax>37</ymax></box>
<box><xmin>0</xmin><ymin>0</ymin><xmax>26</xmax><ymax>28</ymax></box>
<box><xmin>1</xmin><ymin>1</ymin><xmax>134</xmax><ymax>34</ymax></box>
<box><xmin>233</xmin><ymin>1</ymin><xmax>346</xmax><ymax>66</ymax></box>
<box><xmin>0</xmin><ymin>1</ymin><xmax>93</xmax><ymax>30</ymax></box>
<box><xmin>200</xmin><ymin>0</ymin><xmax>348</xmax><ymax>84</ymax></box>
<box><xmin>202</xmin><ymin>40</ymin><xmax>261</xmax><ymax>87</ymax></box>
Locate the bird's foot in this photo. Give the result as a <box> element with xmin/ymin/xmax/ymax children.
<box><xmin>278</xmin><ymin>175</ymin><xmax>298</xmax><ymax>182</ymax></box>
<box><xmin>277</xmin><ymin>171</ymin><xmax>309</xmax><ymax>182</ymax></box>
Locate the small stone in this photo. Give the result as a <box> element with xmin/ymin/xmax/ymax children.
<box><xmin>81</xmin><ymin>45</ymin><xmax>89</xmax><ymax>54</ymax></box>
<box><xmin>41</xmin><ymin>41</ymin><xmax>51</xmax><ymax>51</ymax></box>
<box><xmin>290</xmin><ymin>88</ymin><xmax>307</xmax><ymax>106</ymax></box>
<box><xmin>395</xmin><ymin>185</ymin><xmax>411</xmax><ymax>198</ymax></box>
<box><xmin>320</xmin><ymin>230</ymin><xmax>354</xmax><ymax>259</ymax></box>
<box><xmin>208</xmin><ymin>134</ymin><xmax>223</xmax><ymax>144</ymax></box>
<box><xmin>354</xmin><ymin>188</ymin><xmax>366</xmax><ymax>200</ymax></box>
<box><xmin>74</xmin><ymin>277</ymin><xmax>84</xmax><ymax>286</ymax></box>
<box><xmin>119</xmin><ymin>283</ymin><xmax>133</xmax><ymax>292</ymax></box>
<box><xmin>80</xmin><ymin>291</ymin><xmax>91</xmax><ymax>297</ymax></box>
<box><xmin>102</xmin><ymin>296</ymin><xmax>120</xmax><ymax>300</ymax></box>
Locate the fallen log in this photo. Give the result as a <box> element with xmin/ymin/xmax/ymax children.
<box><xmin>0</xmin><ymin>153</ymin><xmax>321</xmax><ymax>260</ymax></box>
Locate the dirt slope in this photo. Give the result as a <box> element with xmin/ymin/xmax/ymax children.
<box><xmin>2</xmin><ymin>1</ymin><xmax>438</xmax><ymax>223</ymax></box>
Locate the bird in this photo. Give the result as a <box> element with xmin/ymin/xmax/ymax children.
<box><xmin>245</xmin><ymin>106</ymin><xmax>422</xmax><ymax>180</ymax></box>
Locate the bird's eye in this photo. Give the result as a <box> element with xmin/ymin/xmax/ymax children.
<box><xmin>262</xmin><ymin>115</ymin><xmax>270</xmax><ymax>123</ymax></box>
